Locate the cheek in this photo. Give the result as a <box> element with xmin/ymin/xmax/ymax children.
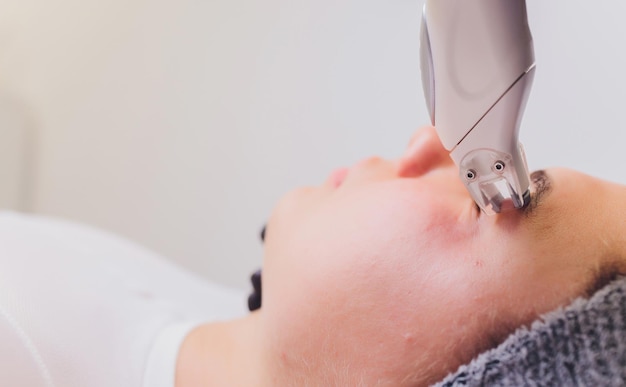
<box><xmin>479</xmin><ymin>219</ymin><xmax>597</xmax><ymax>330</ymax></box>
<box><xmin>261</xmin><ymin>185</ymin><xmax>480</xmax><ymax>371</ymax></box>
<box><xmin>264</xmin><ymin>185</ymin><xmax>462</xmax><ymax>302</ymax></box>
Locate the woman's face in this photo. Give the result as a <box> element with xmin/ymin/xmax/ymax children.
<box><xmin>260</xmin><ymin>126</ymin><xmax>624</xmax><ymax>385</ymax></box>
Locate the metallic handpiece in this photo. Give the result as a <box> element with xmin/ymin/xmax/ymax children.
<box><xmin>420</xmin><ymin>0</ymin><xmax>535</xmax><ymax>215</ymax></box>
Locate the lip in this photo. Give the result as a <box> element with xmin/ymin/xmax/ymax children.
<box><xmin>327</xmin><ymin>167</ymin><xmax>349</xmax><ymax>188</ymax></box>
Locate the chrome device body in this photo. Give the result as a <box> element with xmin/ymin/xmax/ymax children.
<box><xmin>420</xmin><ymin>0</ymin><xmax>535</xmax><ymax>215</ymax></box>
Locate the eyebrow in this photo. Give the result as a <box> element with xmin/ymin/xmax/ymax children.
<box><xmin>523</xmin><ymin>169</ymin><xmax>552</xmax><ymax>216</ymax></box>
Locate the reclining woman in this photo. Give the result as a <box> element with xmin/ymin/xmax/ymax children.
<box><xmin>1</xmin><ymin>126</ymin><xmax>625</xmax><ymax>386</ymax></box>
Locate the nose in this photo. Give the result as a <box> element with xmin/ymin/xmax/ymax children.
<box><xmin>398</xmin><ymin>126</ymin><xmax>452</xmax><ymax>177</ymax></box>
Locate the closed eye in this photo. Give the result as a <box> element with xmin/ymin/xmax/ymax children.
<box><xmin>523</xmin><ymin>170</ymin><xmax>552</xmax><ymax>216</ymax></box>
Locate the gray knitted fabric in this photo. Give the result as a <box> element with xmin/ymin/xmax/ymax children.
<box><xmin>434</xmin><ymin>277</ymin><xmax>626</xmax><ymax>386</ymax></box>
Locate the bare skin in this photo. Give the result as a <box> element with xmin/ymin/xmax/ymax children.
<box><xmin>176</xmin><ymin>126</ymin><xmax>626</xmax><ymax>386</ymax></box>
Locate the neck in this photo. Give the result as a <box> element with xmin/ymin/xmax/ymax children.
<box><xmin>175</xmin><ymin>312</ymin><xmax>267</xmax><ymax>387</ymax></box>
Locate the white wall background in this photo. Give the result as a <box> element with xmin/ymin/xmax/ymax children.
<box><xmin>0</xmin><ymin>0</ymin><xmax>624</xmax><ymax>289</ymax></box>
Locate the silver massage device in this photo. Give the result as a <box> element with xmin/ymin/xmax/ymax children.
<box><xmin>420</xmin><ymin>0</ymin><xmax>535</xmax><ymax>215</ymax></box>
